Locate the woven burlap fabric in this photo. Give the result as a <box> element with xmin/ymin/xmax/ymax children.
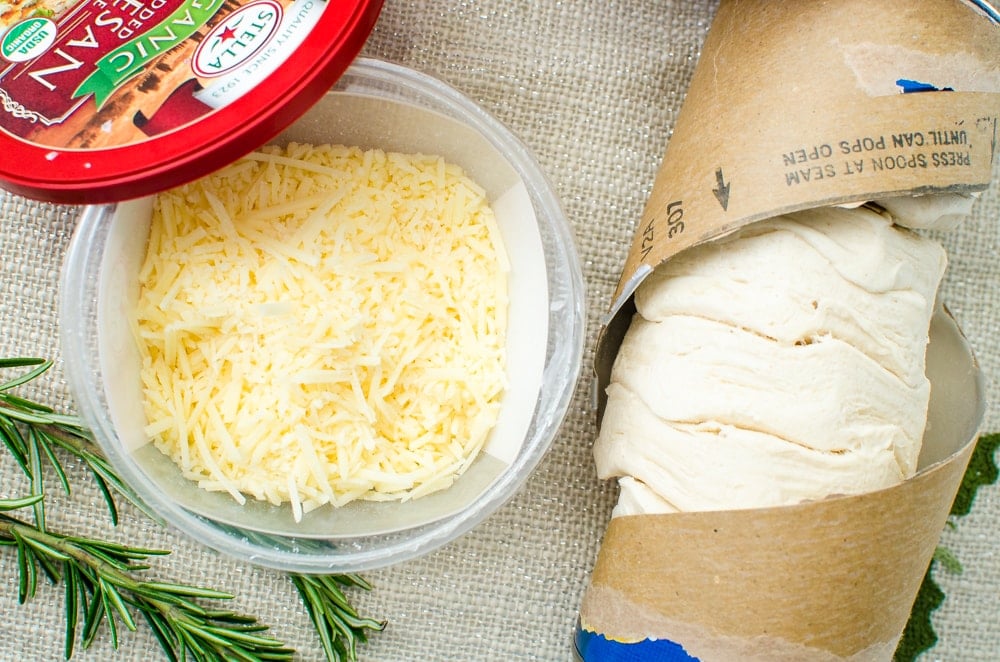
<box><xmin>1</xmin><ymin>1</ymin><xmax>998</xmax><ymax>659</ymax></box>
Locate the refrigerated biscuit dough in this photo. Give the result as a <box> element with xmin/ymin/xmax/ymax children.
<box><xmin>874</xmin><ymin>193</ymin><xmax>978</xmax><ymax>232</ymax></box>
<box><xmin>599</xmin><ymin>383</ymin><xmax>907</xmax><ymax>515</ymax></box>
<box><xmin>630</xmin><ymin>207</ymin><xmax>944</xmax><ymax>388</ymax></box>
<box><xmin>594</xmin><ymin>205</ymin><xmax>948</xmax><ymax>514</ymax></box>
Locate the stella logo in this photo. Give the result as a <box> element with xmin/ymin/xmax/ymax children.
<box><xmin>192</xmin><ymin>0</ymin><xmax>283</xmax><ymax>78</ymax></box>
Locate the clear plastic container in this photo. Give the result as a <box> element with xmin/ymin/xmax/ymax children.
<box><xmin>59</xmin><ymin>58</ymin><xmax>586</xmax><ymax>573</ymax></box>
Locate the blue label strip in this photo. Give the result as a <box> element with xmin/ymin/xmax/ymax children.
<box><xmin>896</xmin><ymin>79</ymin><xmax>954</xmax><ymax>94</ymax></box>
<box><xmin>574</xmin><ymin>626</ymin><xmax>701</xmax><ymax>661</ymax></box>
<box><xmin>968</xmin><ymin>0</ymin><xmax>1000</xmax><ymax>23</ymax></box>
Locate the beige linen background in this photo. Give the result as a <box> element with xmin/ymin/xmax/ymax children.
<box><xmin>1</xmin><ymin>1</ymin><xmax>998</xmax><ymax>660</ymax></box>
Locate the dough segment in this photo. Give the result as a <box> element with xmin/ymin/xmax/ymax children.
<box><xmin>596</xmin><ymin>204</ymin><xmax>949</xmax><ymax>514</ymax></box>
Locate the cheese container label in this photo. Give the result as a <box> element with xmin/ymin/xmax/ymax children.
<box><xmin>0</xmin><ymin>0</ymin><xmax>382</xmax><ymax>203</ymax></box>
<box><xmin>0</xmin><ymin>0</ymin><xmax>321</xmax><ymax>148</ymax></box>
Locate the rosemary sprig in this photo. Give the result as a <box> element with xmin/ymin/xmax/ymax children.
<box><xmin>0</xmin><ymin>357</ymin><xmax>156</xmax><ymax>527</ymax></box>
<box><xmin>292</xmin><ymin>574</ymin><xmax>386</xmax><ymax>662</ymax></box>
<box><xmin>0</xmin><ymin>357</ymin><xmax>385</xmax><ymax>661</ymax></box>
<box><xmin>0</xmin><ymin>499</ymin><xmax>293</xmax><ymax>661</ymax></box>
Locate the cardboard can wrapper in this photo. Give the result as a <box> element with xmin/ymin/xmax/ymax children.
<box><xmin>579</xmin><ymin>0</ymin><xmax>998</xmax><ymax>659</ymax></box>
<box><xmin>579</xmin><ymin>309</ymin><xmax>984</xmax><ymax>661</ymax></box>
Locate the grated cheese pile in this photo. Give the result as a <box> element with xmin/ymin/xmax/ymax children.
<box><xmin>134</xmin><ymin>143</ymin><xmax>510</xmax><ymax>521</ymax></box>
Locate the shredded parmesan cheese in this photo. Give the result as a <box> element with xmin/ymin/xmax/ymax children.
<box><xmin>134</xmin><ymin>143</ymin><xmax>509</xmax><ymax>520</ymax></box>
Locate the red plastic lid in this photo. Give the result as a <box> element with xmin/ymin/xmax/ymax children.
<box><xmin>0</xmin><ymin>0</ymin><xmax>383</xmax><ymax>204</ymax></box>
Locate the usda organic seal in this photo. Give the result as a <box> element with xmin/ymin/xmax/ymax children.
<box><xmin>1</xmin><ymin>18</ymin><xmax>56</xmax><ymax>63</ymax></box>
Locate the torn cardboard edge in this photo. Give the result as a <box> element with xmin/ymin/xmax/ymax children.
<box><xmin>580</xmin><ymin>457</ymin><xmax>975</xmax><ymax>660</ymax></box>
<box><xmin>582</xmin><ymin>0</ymin><xmax>999</xmax><ymax>658</ymax></box>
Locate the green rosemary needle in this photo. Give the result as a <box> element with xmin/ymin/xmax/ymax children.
<box><xmin>0</xmin><ymin>357</ymin><xmax>385</xmax><ymax>661</ymax></box>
